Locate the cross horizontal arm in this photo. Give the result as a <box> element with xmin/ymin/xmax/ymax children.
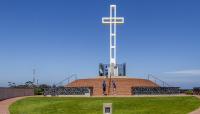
<box><xmin>102</xmin><ymin>17</ymin><xmax>124</xmax><ymax>24</ymax></box>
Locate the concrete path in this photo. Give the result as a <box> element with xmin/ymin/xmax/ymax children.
<box><xmin>0</xmin><ymin>97</ymin><xmax>26</xmax><ymax>114</ymax></box>
<box><xmin>189</xmin><ymin>96</ymin><xmax>200</xmax><ymax>114</ymax></box>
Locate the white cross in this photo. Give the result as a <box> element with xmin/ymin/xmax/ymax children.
<box><xmin>102</xmin><ymin>5</ymin><xmax>124</xmax><ymax>76</ymax></box>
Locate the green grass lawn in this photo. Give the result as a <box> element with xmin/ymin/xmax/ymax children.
<box><xmin>9</xmin><ymin>96</ymin><xmax>200</xmax><ymax>114</ymax></box>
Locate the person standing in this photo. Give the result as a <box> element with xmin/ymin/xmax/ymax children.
<box><xmin>112</xmin><ymin>80</ymin><xmax>117</xmax><ymax>95</ymax></box>
<box><xmin>102</xmin><ymin>80</ymin><xmax>106</xmax><ymax>95</ymax></box>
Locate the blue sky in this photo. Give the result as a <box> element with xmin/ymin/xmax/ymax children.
<box><xmin>0</xmin><ymin>0</ymin><xmax>200</xmax><ymax>88</ymax></box>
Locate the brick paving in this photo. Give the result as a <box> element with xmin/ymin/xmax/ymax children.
<box><xmin>0</xmin><ymin>97</ymin><xmax>26</xmax><ymax>114</ymax></box>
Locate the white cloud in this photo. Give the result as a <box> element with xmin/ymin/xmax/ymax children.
<box><xmin>165</xmin><ymin>69</ymin><xmax>200</xmax><ymax>75</ymax></box>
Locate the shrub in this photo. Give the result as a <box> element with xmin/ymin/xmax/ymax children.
<box><xmin>185</xmin><ymin>90</ymin><xmax>193</xmax><ymax>95</ymax></box>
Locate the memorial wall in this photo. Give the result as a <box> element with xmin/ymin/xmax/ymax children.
<box><xmin>0</xmin><ymin>87</ymin><xmax>34</xmax><ymax>100</ymax></box>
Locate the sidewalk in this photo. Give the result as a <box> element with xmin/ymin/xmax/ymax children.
<box><xmin>0</xmin><ymin>97</ymin><xmax>26</xmax><ymax>114</ymax></box>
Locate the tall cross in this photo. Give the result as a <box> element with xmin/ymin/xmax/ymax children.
<box><xmin>102</xmin><ymin>5</ymin><xmax>124</xmax><ymax>76</ymax></box>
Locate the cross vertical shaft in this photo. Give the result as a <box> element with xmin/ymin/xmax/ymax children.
<box><xmin>102</xmin><ymin>5</ymin><xmax>124</xmax><ymax>76</ymax></box>
<box><xmin>110</xmin><ymin>5</ymin><xmax>116</xmax><ymax>76</ymax></box>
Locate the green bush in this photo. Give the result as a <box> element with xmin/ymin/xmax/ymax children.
<box><xmin>34</xmin><ymin>87</ymin><xmax>44</xmax><ymax>95</ymax></box>
<box><xmin>185</xmin><ymin>90</ymin><xmax>193</xmax><ymax>95</ymax></box>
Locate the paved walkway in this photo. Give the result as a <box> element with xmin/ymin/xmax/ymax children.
<box><xmin>0</xmin><ymin>97</ymin><xmax>26</xmax><ymax>114</ymax></box>
<box><xmin>189</xmin><ymin>96</ymin><xmax>200</xmax><ymax>114</ymax></box>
